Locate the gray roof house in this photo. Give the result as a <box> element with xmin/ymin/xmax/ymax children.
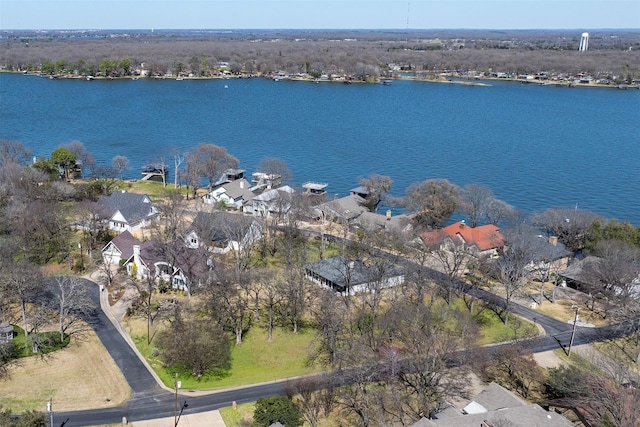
<box><xmin>123</xmin><ymin>239</ymin><xmax>212</xmax><ymax>293</ymax></box>
<box><xmin>101</xmin><ymin>230</ymin><xmax>141</xmax><ymax>265</ymax></box>
<box><xmin>524</xmin><ymin>235</ymin><xmax>573</xmax><ymax>277</ymax></box>
<box><xmin>185</xmin><ymin>211</ymin><xmax>263</xmax><ymax>254</ymax></box>
<box><xmin>250</xmin><ymin>185</ymin><xmax>295</xmax><ymax>218</ymax></box>
<box><xmin>202</xmin><ymin>178</ymin><xmax>256</xmax><ymax>210</ymax></box>
<box><xmin>412</xmin><ymin>382</ymin><xmax>573</xmax><ymax>427</ymax></box>
<box><xmin>96</xmin><ymin>190</ymin><xmax>159</xmax><ymax>232</ymax></box>
<box><xmin>305</xmin><ymin>256</ymin><xmax>404</xmax><ymax>293</ymax></box>
<box><xmin>316</xmin><ymin>194</ymin><xmax>412</xmax><ymax>234</ymax></box>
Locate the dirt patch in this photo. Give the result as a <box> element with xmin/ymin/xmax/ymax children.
<box><xmin>0</xmin><ymin>329</ymin><xmax>131</xmax><ymax>412</ymax></box>
<box><xmin>39</xmin><ymin>264</ymin><xmax>67</xmax><ymax>275</ymax></box>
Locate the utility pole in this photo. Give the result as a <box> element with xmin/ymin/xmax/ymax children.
<box><xmin>568</xmin><ymin>305</ymin><xmax>580</xmax><ymax>356</ymax></box>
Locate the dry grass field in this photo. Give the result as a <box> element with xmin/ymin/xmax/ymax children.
<box><xmin>0</xmin><ymin>329</ymin><xmax>131</xmax><ymax>413</ymax></box>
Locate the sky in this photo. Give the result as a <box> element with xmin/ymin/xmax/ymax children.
<box><xmin>1</xmin><ymin>0</ymin><xmax>639</xmax><ymax>30</ymax></box>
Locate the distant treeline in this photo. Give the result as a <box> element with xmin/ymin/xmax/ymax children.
<box><xmin>1</xmin><ymin>29</ymin><xmax>639</xmax><ymax>80</ymax></box>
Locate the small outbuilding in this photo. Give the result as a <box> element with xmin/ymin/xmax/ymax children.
<box><xmin>0</xmin><ymin>322</ymin><xmax>15</xmax><ymax>343</ymax></box>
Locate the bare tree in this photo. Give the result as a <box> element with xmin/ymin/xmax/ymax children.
<box><xmin>111</xmin><ymin>155</ymin><xmax>129</xmax><ymax>181</ymax></box>
<box><xmin>423</xmin><ymin>231</ymin><xmax>474</xmax><ymax>305</ymax></box>
<box><xmin>485</xmin><ymin>198</ymin><xmax>519</xmax><ymax>226</ymax></box>
<box><xmin>0</xmin><ymin>139</ymin><xmax>31</xmax><ymax>166</ymax></box>
<box><xmin>45</xmin><ymin>276</ymin><xmax>94</xmax><ymax>342</ymax></box>
<box><xmin>188</xmin><ymin>143</ymin><xmax>239</xmax><ymax>191</ymax></box>
<box><xmin>532</xmin><ymin>207</ymin><xmax>600</xmax><ymax>252</ymax></box>
<box><xmin>1</xmin><ymin>258</ymin><xmax>43</xmax><ymax>337</ymax></box>
<box><xmin>260</xmin><ymin>269</ymin><xmax>282</xmax><ymax>342</ymax></box>
<box><xmin>256</xmin><ymin>157</ymin><xmax>292</xmax><ymax>187</ymax></box>
<box><xmin>493</xmin><ymin>229</ymin><xmax>541</xmax><ymax>325</ymax></box>
<box><xmin>357</xmin><ymin>174</ymin><xmax>393</xmax><ymax>213</ymax></box>
<box><xmin>400</xmin><ymin>179</ymin><xmax>461</xmax><ymax>229</ymax></box>
<box><xmin>171</xmin><ymin>146</ymin><xmax>184</xmax><ymax>189</ymax></box>
<box><xmin>62</xmin><ymin>140</ymin><xmax>96</xmax><ymax>177</ymax></box>
<box><xmin>460</xmin><ymin>183</ymin><xmax>494</xmax><ymax>227</ymax></box>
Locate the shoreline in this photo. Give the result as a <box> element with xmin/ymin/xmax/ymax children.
<box><xmin>3</xmin><ymin>70</ymin><xmax>638</xmax><ymax>90</ymax></box>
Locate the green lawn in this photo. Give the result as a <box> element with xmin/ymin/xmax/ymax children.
<box><xmin>11</xmin><ymin>325</ymin><xmax>69</xmax><ymax>357</ymax></box>
<box><xmin>125</xmin><ymin>180</ymin><xmax>182</xmax><ymax>201</ymax></box>
<box><xmin>132</xmin><ymin>321</ymin><xmax>322</xmax><ymax>390</ymax></box>
<box><xmin>220</xmin><ymin>402</ymin><xmax>255</xmax><ymax>426</ymax></box>
<box><xmin>474</xmin><ymin>306</ymin><xmax>538</xmax><ymax>345</ymax></box>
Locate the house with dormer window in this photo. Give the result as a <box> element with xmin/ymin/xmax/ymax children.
<box><xmin>96</xmin><ymin>190</ymin><xmax>159</xmax><ymax>232</ymax></box>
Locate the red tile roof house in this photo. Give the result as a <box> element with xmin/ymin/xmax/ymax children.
<box><xmin>421</xmin><ymin>221</ymin><xmax>505</xmax><ymax>257</ymax></box>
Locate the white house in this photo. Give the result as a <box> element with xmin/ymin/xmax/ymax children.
<box><xmin>249</xmin><ymin>185</ymin><xmax>295</xmax><ymax>217</ymax></box>
<box><xmin>202</xmin><ymin>178</ymin><xmax>256</xmax><ymax>210</ymax></box>
<box><xmin>96</xmin><ymin>190</ymin><xmax>159</xmax><ymax>232</ymax></box>
<box><xmin>185</xmin><ymin>211</ymin><xmax>263</xmax><ymax>254</ymax></box>
<box><xmin>101</xmin><ymin>230</ymin><xmax>141</xmax><ymax>265</ymax></box>
<box><xmin>124</xmin><ymin>240</ymin><xmax>212</xmax><ymax>293</ymax></box>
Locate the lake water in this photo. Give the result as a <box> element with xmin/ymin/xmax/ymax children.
<box><xmin>1</xmin><ymin>73</ymin><xmax>639</xmax><ymax>224</ymax></box>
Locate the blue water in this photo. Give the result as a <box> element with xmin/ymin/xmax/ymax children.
<box><xmin>1</xmin><ymin>73</ymin><xmax>639</xmax><ymax>224</ymax></box>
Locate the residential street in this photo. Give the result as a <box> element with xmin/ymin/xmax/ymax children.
<box><xmin>51</xmin><ymin>252</ymin><xmax>635</xmax><ymax>426</ymax></box>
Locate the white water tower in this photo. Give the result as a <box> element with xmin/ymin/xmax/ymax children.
<box><xmin>579</xmin><ymin>32</ymin><xmax>589</xmax><ymax>52</ymax></box>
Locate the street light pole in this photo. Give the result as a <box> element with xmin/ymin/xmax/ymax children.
<box><xmin>47</xmin><ymin>397</ymin><xmax>53</xmax><ymax>427</ymax></box>
<box><xmin>568</xmin><ymin>305</ymin><xmax>580</xmax><ymax>356</ymax></box>
<box><xmin>174</xmin><ymin>373</ymin><xmax>178</xmax><ymax>427</ymax></box>
<box><xmin>175</xmin><ymin>401</ymin><xmax>188</xmax><ymax>427</ymax></box>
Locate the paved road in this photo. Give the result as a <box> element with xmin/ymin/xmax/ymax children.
<box><xmin>55</xmin><ymin>279</ymin><xmax>287</xmax><ymax>426</ymax></box>
<box><xmin>54</xmin><ymin>246</ymin><xmax>637</xmax><ymax>427</ymax></box>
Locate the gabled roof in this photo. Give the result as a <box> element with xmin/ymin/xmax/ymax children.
<box><xmin>252</xmin><ymin>185</ymin><xmax>295</xmax><ymax>203</ymax></box>
<box><xmin>318</xmin><ymin>194</ymin><xmax>368</xmax><ymax>220</ymax></box>
<box><xmin>214</xmin><ymin>178</ymin><xmax>256</xmax><ymax>202</ymax></box>
<box><xmin>468</xmin><ymin>382</ymin><xmax>525</xmax><ymax>412</ymax></box>
<box><xmin>189</xmin><ymin>211</ymin><xmax>258</xmax><ymax>244</ymax></box>
<box><xmin>305</xmin><ymin>256</ymin><xmax>403</xmax><ymax>291</ymax></box>
<box><xmin>97</xmin><ymin>191</ymin><xmax>156</xmax><ymax>224</ymax></box>
<box><xmin>127</xmin><ymin>239</ymin><xmax>211</xmax><ymax>280</ymax></box>
<box><xmin>103</xmin><ymin>230</ymin><xmax>141</xmax><ymax>259</ymax></box>
<box><xmin>413</xmin><ymin>382</ymin><xmax>573</xmax><ymax>427</ymax></box>
<box><xmin>525</xmin><ymin>235</ymin><xmax>572</xmax><ymax>262</ymax></box>
<box><xmin>560</xmin><ymin>255</ymin><xmax>602</xmax><ymax>287</ymax></box>
<box><xmin>421</xmin><ymin>222</ymin><xmax>504</xmax><ymax>252</ymax></box>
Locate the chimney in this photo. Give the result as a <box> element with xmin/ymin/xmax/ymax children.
<box><xmin>133</xmin><ymin>245</ymin><xmax>142</xmax><ymax>279</ymax></box>
<box><xmin>460</xmin><ymin>220</ymin><xmax>465</xmax><ymax>228</ymax></box>
<box><xmin>549</xmin><ymin>236</ymin><xmax>558</xmax><ymax>246</ymax></box>
<box><xmin>386</xmin><ymin>210</ymin><xmax>392</xmax><ymax>221</ymax></box>
<box><xmin>240</xmin><ymin>180</ymin><xmax>244</xmax><ymax>189</ymax></box>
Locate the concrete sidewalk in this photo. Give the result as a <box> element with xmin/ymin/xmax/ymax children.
<box><xmin>131</xmin><ymin>409</ymin><xmax>226</xmax><ymax>426</ymax></box>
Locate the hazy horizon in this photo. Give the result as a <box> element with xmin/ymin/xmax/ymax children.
<box><xmin>2</xmin><ymin>1</ymin><xmax>639</xmax><ymax>31</ymax></box>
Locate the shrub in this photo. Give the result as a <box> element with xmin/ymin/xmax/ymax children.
<box><xmin>253</xmin><ymin>396</ymin><xmax>303</xmax><ymax>427</ymax></box>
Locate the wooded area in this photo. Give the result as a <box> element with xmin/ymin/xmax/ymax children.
<box><xmin>1</xmin><ymin>29</ymin><xmax>639</xmax><ymax>82</ymax></box>
<box><xmin>1</xmin><ymin>136</ymin><xmax>640</xmax><ymax>425</ymax></box>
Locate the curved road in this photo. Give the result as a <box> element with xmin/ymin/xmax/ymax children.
<box><xmin>56</xmin><ymin>257</ymin><xmax>635</xmax><ymax>427</ymax></box>
<box><xmin>55</xmin><ymin>280</ymin><xmax>287</xmax><ymax>426</ymax></box>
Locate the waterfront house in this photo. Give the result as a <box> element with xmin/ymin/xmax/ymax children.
<box><xmin>420</xmin><ymin>221</ymin><xmax>504</xmax><ymax>257</ymax></box>
<box><xmin>523</xmin><ymin>235</ymin><xmax>572</xmax><ymax>279</ymax></box>
<box><xmin>185</xmin><ymin>211</ymin><xmax>262</xmax><ymax>254</ymax></box>
<box><xmin>96</xmin><ymin>190</ymin><xmax>159</xmax><ymax>232</ymax></box>
<box><xmin>316</xmin><ymin>194</ymin><xmax>412</xmax><ymax>234</ymax></box>
<box><xmin>560</xmin><ymin>256</ymin><xmax>640</xmax><ymax>297</ymax></box>
<box><xmin>305</xmin><ymin>256</ymin><xmax>404</xmax><ymax>294</ymax></box>
<box><xmin>202</xmin><ymin>178</ymin><xmax>256</xmax><ymax>210</ymax></box>
<box><xmin>250</xmin><ymin>185</ymin><xmax>295</xmax><ymax>218</ymax></box>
